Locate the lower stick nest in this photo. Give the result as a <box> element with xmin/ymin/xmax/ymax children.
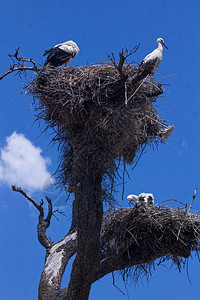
<box><xmin>28</xmin><ymin>62</ymin><xmax>165</xmax><ymax>187</ymax></box>
<box><xmin>101</xmin><ymin>204</ymin><xmax>200</xmax><ymax>280</ymax></box>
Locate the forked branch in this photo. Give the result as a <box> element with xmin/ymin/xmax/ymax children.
<box><xmin>108</xmin><ymin>44</ymin><xmax>140</xmax><ymax>78</ymax></box>
<box><xmin>0</xmin><ymin>47</ymin><xmax>40</xmax><ymax>80</ymax></box>
<box><xmin>11</xmin><ymin>185</ymin><xmax>53</xmax><ymax>249</ymax></box>
<box><xmin>11</xmin><ymin>186</ymin><xmax>77</xmax><ymax>295</ymax></box>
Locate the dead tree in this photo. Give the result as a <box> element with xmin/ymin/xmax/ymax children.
<box><xmin>1</xmin><ymin>48</ymin><xmax>200</xmax><ymax>300</ymax></box>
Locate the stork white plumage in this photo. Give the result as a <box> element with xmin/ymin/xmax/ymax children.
<box><xmin>43</xmin><ymin>40</ymin><xmax>80</xmax><ymax>68</ymax></box>
<box><xmin>141</xmin><ymin>38</ymin><xmax>168</xmax><ymax>72</ymax></box>
<box><xmin>127</xmin><ymin>193</ymin><xmax>154</xmax><ymax>205</ymax></box>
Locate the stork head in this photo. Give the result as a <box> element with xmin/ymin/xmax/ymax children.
<box><xmin>157</xmin><ymin>38</ymin><xmax>168</xmax><ymax>49</ymax></box>
<box><xmin>65</xmin><ymin>40</ymin><xmax>80</xmax><ymax>53</ymax></box>
<box><xmin>127</xmin><ymin>194</ymin><xmax>138</xmax><ymax>202</ymax></box>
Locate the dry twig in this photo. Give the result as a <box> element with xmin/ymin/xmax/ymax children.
<box><xmin>0</xmin><ymin>47</ymin><xmax>39</xmax><ymax>80</ymax></box>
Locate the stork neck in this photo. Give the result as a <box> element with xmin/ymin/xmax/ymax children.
<box><xmin>157</xmin><ymin>42</ymin><xmax>163</xmax><ymax>51</ymax></box>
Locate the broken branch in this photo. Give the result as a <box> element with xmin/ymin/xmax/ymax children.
<box><xmin>188</xmin><ymin>185</ymin><xmax>198</xmax><ymax>212</ymax></box>
<box><xmin>11</xmin><ymin>185</ymin><xmax>53</xmax><ymax>249</ymax></box>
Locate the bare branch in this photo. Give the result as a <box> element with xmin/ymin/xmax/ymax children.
<box><xmin>188</xmin><ymin>185</ymin><xmax>198</xmax><ymax>212</ymax></box>
<box><xmin>118</xmin><ymin>45</ymin><xmax>140</xmax><ymax>72</ymax></box>
<box><xmin>45</xmin><ymin>196</ymin><xmax>53</xmax><ymax>224</ymax></box>
<box><xmin>40</xmin><ymin>232</ymin><xmax>77</xmax><ymax>290</ymax></box>
<box><xmin>108</xmin><ymin>44</ymin><xmax>140</xmax><ymax>79</ymax></box>
<box><xmin>0</xmin><ymin>48</ymin><xmax>40</xmax><ymax>80</ymax></box>
<box><xmin>8</xmin><ymin>47</ymin><xmax>38</xmax><ymax>69</ymax></box>
<box><xmin>52</xmin><ymin>208</ymin><xmax>67</xmax><ymax>218</ymax></box>
<box><xmin>108</xmin><ymin>52</ymin><xmax>118</xmax><ymax>68</ymax></box>
<box><xmin>11</xmin><ymin>185</ymin><xmax>42</xmax><ymax>212</ymax></box>
<box><xmin>12</xmin><ymin>185</ymin><xmax>53</xmax><ymax>249</ymax></box>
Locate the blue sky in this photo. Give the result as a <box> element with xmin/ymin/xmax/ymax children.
<box><xmin>0</xmin><ymin>0</ymin><xmax>200</xmax><ymax>299</ymax></box>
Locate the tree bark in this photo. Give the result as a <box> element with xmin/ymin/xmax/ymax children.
<box><xmin>38</xmin><ymin>232</ymin><xmax>77</xmax><ymax>300</ymax></box>
<box><xmin>66</xmin><ymin>145</ymin><xmax>103</xmax><ymax>300</ymax></box>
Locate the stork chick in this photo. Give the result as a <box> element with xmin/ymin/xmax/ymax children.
<box><xmin>127</xmin><ymin>193</ymin><xmax>154</xmax><ymax>205</ymax></box>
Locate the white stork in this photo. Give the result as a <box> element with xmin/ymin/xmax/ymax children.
<box><xmin>127</xmin><ymin>193</ymin><xmax>154</xmax><ymax>205</ymax></box>
<box><xmin>141</xmin><ymin>38</ymin><xmax>168</xmax><ymax>72</ymax></box>
<box><xmin>43</xmin><ymin>40</ymin><xmax>80</xmax><ymax>67</ymax></box>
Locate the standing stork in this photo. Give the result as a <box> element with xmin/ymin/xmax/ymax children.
<box><xmin>127</xmin><ymin>193</ymin><xmax>154</xmax><ymax>206</ymax></box>
<box><xmin>141</xmin><ymin>38</ymin><xmax>168</xmax><ymax>73</ymax></box>
<box><xmin>127</xmin><ymin>38</ymin><xmax>168</xmax><ymax>104</ymax></box>
<box><xmin>43</xmin><ymin>40</ymin><xmax>80</xmax><ymax>68</ymax></box>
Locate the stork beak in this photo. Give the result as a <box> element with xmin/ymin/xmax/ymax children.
<box><xmin>128</xmin><ymin>196</ymin><xmax>138</xmax><ymax>202</ymax></box>
<box><xmin>128</xmin><ymin>198</ymin><xmax>135</xmax><ymax>202</ymax></box>
<box><xmin>162</xmin><ymin>42</ymin><xmax>168</xmax><ymax>49</ymax></box>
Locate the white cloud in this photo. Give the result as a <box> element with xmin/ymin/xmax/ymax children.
<box><xmin>0</xmin><ymin>132</ymin><xmax>53</xmax><ymax>191</ymax></box>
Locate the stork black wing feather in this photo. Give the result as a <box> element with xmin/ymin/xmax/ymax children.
<box><xmin>140</xmin><ymin>57</ymin><xmax>158</xmax><ymax>68</ymax></box>
<box><xmin>44</xmin><ymin>47</ymin><xmax>72</xmax><ymax>67</ymax></box>
<box><xmin>43</xmin><ymin>47</ymin><xmax>55</xmax><ymax>56</ymax></box>
<box><xmin>138</xmin><ymin>58</ymin><xmax>158</xmax><ymax>75</ymax></box>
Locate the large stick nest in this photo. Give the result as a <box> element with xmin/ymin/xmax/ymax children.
<box><xmin>28</xmin><ymin>59</ymin><xmax>166</xmax><ymax>188</ymax></box>
<box><xmin>101</xmin><ymin>204</ymin><xmax>200</xmax><ymax>280</ymax></box>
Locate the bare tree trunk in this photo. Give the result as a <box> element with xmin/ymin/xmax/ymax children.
<box><xmin>66</xmin><ymin>145</ymin><xmax>103</xmax><ymax>300</ymax></box>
